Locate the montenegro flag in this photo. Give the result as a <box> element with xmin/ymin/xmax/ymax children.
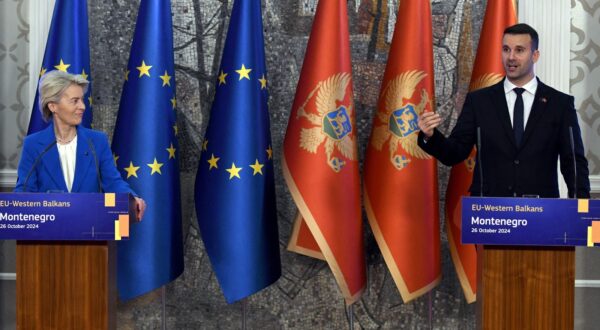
<box><xmin>445</xmin><ymin>0</ymin><xmax>517</xmax><ymax>303</ymax></box>
<box><xmin>283</xmin><ymin>0</ymin><xmax>366</xmax><ymax>304</ymax></box>
<box><xmin>363</xmin><ymin>0</ymin><xmax>440</xmax><ymax>302</ymax></box>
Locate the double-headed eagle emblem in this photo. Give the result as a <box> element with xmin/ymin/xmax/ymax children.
<box><xmin>469</xmin><ymin>72</ymin><xmax>503</xmax><ymax>91</ymax></box>
<box><xmin>370</xmin><ymin>70</ymin><xmax>432</xmax><ymax>170</ymax></box>
<box><xmin>297</xmin><ymin>73</ymin><xmax>356</xmax><ymax>172</ymax></box>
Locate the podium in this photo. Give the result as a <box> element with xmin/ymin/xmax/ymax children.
<box><xmin>462</xmin><ymin>197</ymin><xmax>599</xmax><ymax>329</ymax></box>
<box><xmin>476</xmin><ymin>245</ymin><xmax>574</xmax><ymax>329</ymax></box>
<box><xmin>0</xmin><ymin>192</ymin><xmax>133</xmax><ymax>329</ymax></box>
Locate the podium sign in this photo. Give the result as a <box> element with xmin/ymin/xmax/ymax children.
<box><xmin>462</xmin><ymin>196</ymin><xmax>584</xmax><ymax>329</ymax></box>
<box><xmin>0</xmin><ymin>192</ymin><xmax>132</xmax><ymax>240</ymax></box>
<box><xmin>0</xmin><ymin>192</ymin><xmax>133</xmax><ymax>329</ymax></box>
<box><xmin>461</xmin><ymin>196</ymin><xmax>600</xmax><ymax>246</ymax></box>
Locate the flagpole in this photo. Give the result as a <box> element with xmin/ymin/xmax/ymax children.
<box><xmin>428</xmin><ymin>291</ymin><xmax>433</xmax><ymax>329</ymax></box>
<box><xmin>161</xmin><ymin>286</ymin><xmax>167</xmax><ymax>330</ymax></box>
<box><xmin>241</xmin><ymin>298</ymin><xmax>247</xmax><ymax>330</ymax></box>
<box><xmin>346</xmin><ymin>302</ymin><xmax>354</xmax><ymax>330</ymax></box>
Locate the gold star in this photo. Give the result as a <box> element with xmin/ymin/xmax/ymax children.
<box><xmin>80</xmin><ymin>69</ymin><xmax>88</xmax><ymax>80</ymax></box>
<box><xmin>259</xmin><ymin>74</ymin><xmax>267</xmax><ymax>89</ymax></box>
<box><xmin>113</xmin><ymin>154</ymin><xmax>119</xmax><ymax>166</ymax></box>
<box><xmin>136</xmin><ymin>60</ymin><xmax>152</xmax><ymax>77</ymax></box>
<box><xmin>166</xmin><ymin>143</ymin><xmax>176</xmax><ymax>159</ymax></box>
<box><xmin>202</xmin><ymin>139</ymin><xmax>208</xmax><ymax>151</ymax></box>
<box><xmin>207</xmin><ymin>154</ymin><xmax>220</xmax><ymax>170</ymax></box>
<box><xmin>218</xmin><ymin>70</ymin><xmax>227</xmax><ymax>85</ymax></box>
<box><xmin>266</xmin><ymin>145</ymin><xmax>273</xmax><ymax>159</ymax></box>
<box><xmin>88</xmin><ymin>96</ymin><xmax>93</xmax><ymax>105</ymax></box>
<box><xmin>235</xmin><ymin>64</ymin><xmax>252</xmax><ymax>80</ymax></box>
<box><xmin>124</xmin><ymin>161</ymin><xmax>140</xmax><ymax>178</ymax></box>
<box><xmin>39</xmin><ymin>67</ymin><xmax>47</xmax><ymax>77</ymax></box>
<box><xmin>249</xmin><ymin>159</ymin><xmax>264</xmax><ymax>175</ymax></box>
<box><xmin>160</xmin><ymin>70</ymin><xmax>171</xmax><ymax>86</ymax></box>
<box><xmin>226</xmin><ymin>163</ymin><xmax>242</xmax><ymax>179</ymax></box>
<box><xmin>171</xmin><ymin>97</ymin><xmax>177</xmax><ymax>109</ymax></box>
<box><xmin>147</xmin><ymin>158</ymin><xmax>164</xmax><ymax>175</ymax></box>
<box><xmin>125</xmin><ymin>69</ymin><xmax>130</xmax><ymax>81</ymax></box>
<box><xmin>173</xmin><ymin>124</ymin><xmax>178</xmax><ymax>136</ymax></box>
<box><xmin>54</xmin><ymin>59</ymin><xmax>70</xmax><ymax>72</ymax></box>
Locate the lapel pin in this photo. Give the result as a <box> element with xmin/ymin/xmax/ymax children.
<box><xmin>540</xmin><ymin>97</ymin><xmax>547</xmax><ymax>103</ymax></box>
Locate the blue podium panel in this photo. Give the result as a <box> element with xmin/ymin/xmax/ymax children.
<box><xmin>0</xmin><ymin>193</ymin><xmax>132</xmax><ymax>240</ymax></box>
<box><xmin>462</xmin><ymin>196</ymin><xmax>600</xmax><ymax>246</ymax></box>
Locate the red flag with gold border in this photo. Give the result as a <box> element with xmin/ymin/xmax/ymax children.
<box><xmin>283</xmin><ymin>0</ymin><xmax>366</xmax><ymax>304</ymax></box>
<box><xmin>446</xmin><ymin>0</ymin><xmax>517</xmax><ymax>303</ymax></box>
<box><xmin>363</xmin><ymin>0</ymin><xmax>440</xmax><ymax>302</ymax></box>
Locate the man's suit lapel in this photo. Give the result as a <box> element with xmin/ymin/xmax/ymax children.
<box><xmin>71</xmin><ymin>126</ymin><xmax>93</xmax><ymax>192</ymax></box>
<box><xmin>490</xmin><ymin>80</ymin><xmax>517</xmax><ymax>148</ymax></box>
<box><xmin>521</xmin><ymin>79</ymin><xmax>550</xmax><ymax>148</ymax></box>
<box><xmin>39</xmin><ymin>123</ymin><xmax>68</xmax><ymax>192</ymax></box>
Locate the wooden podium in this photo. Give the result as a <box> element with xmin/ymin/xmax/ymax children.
<box><xmin>0</xmin><ymin>192</ymin><xmax>132</xmax><ymax>330</ymax></box>
<box><xmin>461</xmin><ymin>196</ymin><xmax>599</xmax><ymax>330</ymax></box>
<box><xmin>476</xmin><ymin>245</ymin><xmax>574</xmax><ymax>329</ymax></box>
<box><xmin>17</xmin><ymin>241</ymin><xmax>117</xmax><ymax>329</ymax></box>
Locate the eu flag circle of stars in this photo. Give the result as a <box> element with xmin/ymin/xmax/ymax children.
<box><xmin>113</xmin><ymin>59</ymin><xmax>178</xmax><ymax>180</ymax></box>
<box><xmin>201</xmin><ymin>63</ymin><xmax>273</xmax><ymax>181</ymax></box>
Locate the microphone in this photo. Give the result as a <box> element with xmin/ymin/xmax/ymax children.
<box><xmin>477</xmin><ymin>127</ymin><xmax>483</xmax><ymax>197</ymax></box>
<box><xmin>22</xmin><ymin>141</ymin><xmax>57</xmax><ymax>192</ymax></box>
<box><xmin>569</xmin><ymin>126</ymin><xmax>577</xmax><ymax>199</ymax></box>
<box><xmin>86</xmin><ymin>138</ymin><xmax>104</xmax><ymax>193</ymax></box>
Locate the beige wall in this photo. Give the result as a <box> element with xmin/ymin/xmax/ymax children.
<box><xmin>571</xmin><ymin>1</ymin><xmax>600</xmax><ymax>329</ymax></box>
<box><xmin>0</xmin><ymin>0</ymin><xmax>30</xmax><ymax>189</ymax></box>
<box><xmin>571</xmin><ymin>0</ymin><xmax>600</xmax><ymax>178</ymax></box>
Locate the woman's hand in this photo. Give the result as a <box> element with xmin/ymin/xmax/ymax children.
<box><xmin>134</xmin><ymin>197</ymin><xmax>146</xmax><ymax>221</ymax></box>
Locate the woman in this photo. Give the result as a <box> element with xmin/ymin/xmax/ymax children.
<box><xmin>14</xmin><ymin>70</ymin><xmax>146</xmax><ymax>220</ymax></box>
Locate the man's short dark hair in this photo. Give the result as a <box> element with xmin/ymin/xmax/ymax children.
<box><xmin>503</xmin><ymin>23</ymin><xmax>539</xmax><ymax>50</ymax></box>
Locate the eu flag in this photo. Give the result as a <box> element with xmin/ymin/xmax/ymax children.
<box><xmin>112</xmin><ymin>0</ymin><xmax>183</xmax><ymax>300</ymax></box>
<box><xmin>28</xmin><ymin>0</ymin><xmax>92</xmax><ymax>134</ymax></box>
<box><xmin>194</xmin><ymin>0</ymin><xmax>281</xmax><ymax>303</ymax></box>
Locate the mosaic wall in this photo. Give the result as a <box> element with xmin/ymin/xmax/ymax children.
<box><xmin>94</xmin><ymin>0</ymin><xmax>483</xmax><ymax>328</ymax></box>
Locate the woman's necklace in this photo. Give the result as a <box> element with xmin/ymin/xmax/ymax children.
<box><xmin>56</xmin><ymin>134</ymin><xmax>76</xmax><ymax>144</ymax></box>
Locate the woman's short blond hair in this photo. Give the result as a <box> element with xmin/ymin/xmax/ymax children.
<box><xmin>38</xmin><ymin>70</ymin><xmax>89</xmax><ymax>121</ymax></box>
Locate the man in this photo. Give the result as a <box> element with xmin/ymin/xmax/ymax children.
<box><xmin>417</xmin><ymin>23</ymin><xmax>590</xmax><ymax>198</ymax></box>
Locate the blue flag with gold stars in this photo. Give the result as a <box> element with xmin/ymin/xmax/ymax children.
<box><xmin>194</xmin><ymin>0</ymin><xmax>281</xmax><ymax>303</ymax></box>
<box><xmin>28</xmin><ymin>0</ymin><xmax>92</xmax><ymax>134</ymax></box>
<box><xmin>111</xmin><ymin>0</ymin><xmax>183</xmax><ymax>300</ymax></box>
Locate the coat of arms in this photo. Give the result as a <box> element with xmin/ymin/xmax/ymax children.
<box><xmin>370</xmin><ymin>70</ymin><xmax>432</xmax><ymax>170</ymax></box>
<box><xmin>469</xmin><ymin>72</ymin><xmax>503</xmax><ymax>91</ymax></box>
<box><xmin>297</xmin><ymin>73</ymin><xmax>356</xmax><ymax>172</ymax></box>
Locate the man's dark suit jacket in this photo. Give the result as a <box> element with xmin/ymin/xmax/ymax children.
<box><xmin>418</xmin><ymin>78</ymin><xmax>590</xmax><ymax>198</ymax></box>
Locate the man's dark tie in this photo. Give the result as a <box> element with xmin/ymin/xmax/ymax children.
<box><xmin>513</xmin><ymin>87</ymin><xmax>525</xmax><ymax>147</ymax></box>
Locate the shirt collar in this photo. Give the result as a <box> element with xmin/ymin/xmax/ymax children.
<box><xmin>504</xmin><ymin>76</ymin><xmax>538</xmax><ymax>95</ymax></box>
